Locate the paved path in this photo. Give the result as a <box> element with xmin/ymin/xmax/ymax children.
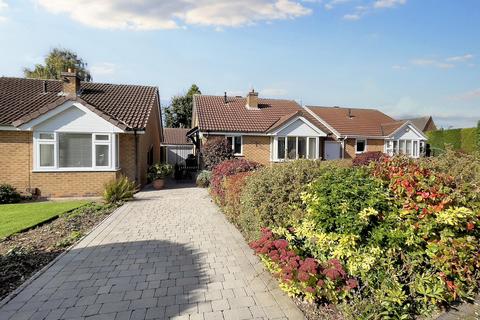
<box><xmin>0</xmin><ymin>187</ymin><xmax>305</xmax><ymax>320</ymax></box>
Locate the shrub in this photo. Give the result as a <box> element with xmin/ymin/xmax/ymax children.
<box><xmin>147</xmin><ymin>163</ymin><xmax>173</xmax><ymax>182</ymax></box>
<box><xmin>0</xmin><ymin>184</ymin><xmax>21</xmax><ymax>204</ymax></box>
<box><xmin>210</xmin><ymin>159</ymin><xmax>261</xmax><ymax>205</ymax></box>
<box><xmin>223</xmin><ymin>172</ymin><xmax>252</xmax><ymax>225</ymax></box>
<box><xmin>196</xmin><ymin>170</ymin><xmax>212</xmax><ymax>188</ymax></box>
<box><xmin>352</xmin><ymin>151</ymin><xmax>385</xmax><ymax>167</ymax></box>
<box><xmin>238</xmin><ymin>160</ymin><xmax>346</xmax><ymax>241</ymax></box>
<box><xmin>103</xmin><ymin>176</ymin><xmax>138</xmax><ymax>204</ymax></box>
<box><xmin>202</xmin><ymin>137</ymin><xmax>234</xmax><ymax>169</ymax></box>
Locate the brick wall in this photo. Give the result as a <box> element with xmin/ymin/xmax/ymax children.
<box><xmin>0</xmin><ymin>131</ymin><xmax>32</xmax><ymax>193</ymax></box>
<box><xmin>344</xmin><ymin>138</ymin><xmax>356</xmax><ymax>159</ymax></box>
<box><xmin>344</xmin><ymin>138</ymin><xmax>385</xmax><ymax>159</ymax></box>
<box><xmin>367</xmin><ymin>139</ymin><xmax>385</xmax><ymax>153</ymax></box>
<box><xmin>242</xmin><ymin>136</ymin><xmax>271</xmax><ymax>165</ymax></box>
<box><xmin>119</xmin><ymin>133</ymin><xmax>136</xmax><ymax>182</ymax></box>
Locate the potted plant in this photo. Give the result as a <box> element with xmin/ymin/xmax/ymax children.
<box><xmin>147</xmin><ymin>163</ymin><xmax>173</xmax><ymax>190</ymax></box>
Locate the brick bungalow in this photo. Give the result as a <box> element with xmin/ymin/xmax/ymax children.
<box><xmin>189</xmin><ymin>90</ymin><xmax>428</xmax><ymax>164</ymax></box>
<box><xmin>0</xmin><ymin>72</ymin><xmax>162</xmax><ymax>197</ymax></box>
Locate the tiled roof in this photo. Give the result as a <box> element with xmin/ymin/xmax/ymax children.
<box><xmin>163</xmin><ymin>128</ymin><xmax>192</xmax><ymax>145</ymax></box>
<box><xmin>381</xmin><ymin>120</ymin><xmax>408</xmax><ymax>136</ymax></box>
<box><xmin>0</xmin><ymin>77</ymin><xmax>159</xmax><ymax>130</ymax></box>
<box><xmin>194</xmin><ymin>95</ymin><xmax>330</xmax><ymax>134</ymax></box>
<box><xmin>402</xmin><ymin>116</ymin><xmax>434</xmax><ymax>132</ymax></box>
<box><xmin>306</xmin><ymin>106</ymin><xmax>399</xmax><ymax>137</ymax></box>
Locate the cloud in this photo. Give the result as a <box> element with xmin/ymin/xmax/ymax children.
<box><xmin>36</xmin><ymin>0</ymin><xmax>312</xmax><ymax>30</ymax></box>
<box><xmin>343</xmin><ymin>13</ymin><xmax>361</xmax><ymax>20</ymax></box>
<box><xmin>446</xmin><ymin>53</ymin><xmax>474</xmax><ymax>62</ymax></box>
<box><xmin>410</xmin><ymin>59</ymin><xmax>454</xmax><ymax>69</ymax></box>
<box><xmin>90</xmin><ymin>63</ymin><xmax>117</xmax><ymax>76</ymax></box>
<box><xmin>392</xmin><ymin>65</ymin><xmax>407</xmax><ymax>70</ymax></box>
<box><xmin>373</xmin><ymin>0</ymin><xmax>406</xmax><ymax>9</ymax></box>
<box><xmin>324</xmin><ymin>0</ymin><xmax>351</xmax><ymax>10</ymax></box>
<box><xmin>450</xmin><ymin>88</ymin><xmax>480</xmax><ymax>101</ymax></box>
<box><xmin>0</xmin><ymin>0</ymin><xmax>8</xmax><ymax>22</ymax></box>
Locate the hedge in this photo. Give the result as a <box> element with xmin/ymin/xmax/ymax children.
<box><xmin>427</xmin><ymin>127</ymin><xmax>478</xmax><ymax>154</ymax></box>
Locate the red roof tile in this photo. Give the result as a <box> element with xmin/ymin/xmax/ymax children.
<box><xmin>194</xmin><ymin>95</ymin><xmax>330</xmax><ymax>134</ymax></box>
<box><xmin>0</xmin><ymin>77</ymin><xmax>159</xmax><ymax>130</ymax></box>
<box><xmin>163</xmin><ymin>128</ymin><xmax>192</xmax><ymax>145</ymax></box>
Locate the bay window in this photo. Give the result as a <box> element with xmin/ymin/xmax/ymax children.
<box><xmin>386</xmin><ymin>139</ymin><xmax>424</xmax><ymax>158</ymax></box>
<box><xmin>275</xmin><ymin>136</ymin><xmax>319</xmax><ymax>161</ymax></box>
<box><xmin>35</xmin><ymin>132</ymin><xmax>119</xmax><ymax>171</ymax></box>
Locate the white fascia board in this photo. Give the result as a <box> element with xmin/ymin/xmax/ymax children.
<box><xmin>0</xmin><ymin>125</ymin><xmax>20</xmax><ymax>131</ymax></box>
<box><xmin>18</xmin><ymin>100</ymin><xmax>125</xmax><ymax>133</ymax></box>
<box><xmin>267</xmin><ymin>116</ymin><xmax>328</xmax><ymax>136</ymax></box>
<box><xmin>388</xmin><ymin>121</ymin><xmax>428</xmax><ymax>140</ymax></box>
<box><xmin>304</xmin><ymin>106</ymin><xmax>341</xmax><ymax>138</ymax></box>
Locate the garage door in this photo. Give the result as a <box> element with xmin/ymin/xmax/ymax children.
<box><xmin>324</xmin><ymin>141</ymin><xmax>341</xmax><ymax>160</ymax></box>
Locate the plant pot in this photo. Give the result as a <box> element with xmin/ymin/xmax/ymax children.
<box><xmin>153</xmin><ymin>179</ymin><xmax>166</xmax><ymax>190</ymax></box>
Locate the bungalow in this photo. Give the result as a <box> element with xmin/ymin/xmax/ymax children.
<box><xmin>189</xmin><ymin>90</ymin><xmax>428</xmax><ymax>164</ymax></box>
<box><xmin>0</xmin><ymin>72</ymin><xmax>162</xmax><ymax>197</ymax></box>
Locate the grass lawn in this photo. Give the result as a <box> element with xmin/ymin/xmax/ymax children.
<box><xmin>0</xmin><ymin>200</ymin><xmax>88</xmax><ymax>239</ymax></box>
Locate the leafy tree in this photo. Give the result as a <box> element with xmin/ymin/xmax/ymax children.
<box><xmin>24</xmin><ymin>48</ymin><xmax>92</xmax><ymax>81</ymax></box>
<box><xmin>477</xmin><ymin>120</ymin><xmax>480</xmax><ymax>151</ymax></box>
<box><xmin>164</xmin><ymin>84</ymin><xmax>201</xmax><ymax>128</ymax></box>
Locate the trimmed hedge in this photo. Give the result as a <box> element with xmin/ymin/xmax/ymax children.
<box><xmin>427</xmin><ymin>127</ymin><xmax>478</xmax><ymax>154</ymax></box>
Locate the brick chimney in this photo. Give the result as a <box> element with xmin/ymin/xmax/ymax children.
<box><xmin>61</xmin><ymin>68</ymin><xmax>81</xmax><ymax>96</ymax></box>
<box><xmin>245</xmin><ymin>89</ymin><xmax>259</xmax><ymax>109</ymax></box>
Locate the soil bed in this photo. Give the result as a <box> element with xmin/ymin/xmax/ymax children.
<box><xmin>0</xmin><ymin>203</ymin><xmax>117</xmax><ymax>300</ymax></box>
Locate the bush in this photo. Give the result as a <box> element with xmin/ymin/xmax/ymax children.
<box><xmin>223</xmin><ymin>172</ymin><xmax>252</xmax><ymax>225</ymax></box>
<box><xmin>147</xmin><ymin>163</ymin><xmax>173</xmax><ymax>182</ymax></box>
<box><xmin>238</xmin><ymin>160</ymin><xmax>349</xmax><ymax>241</ymax></box>
<box><xmin>196</xmin><ymin>170</ymin><xmax>212</xmax><ymax>188</ymax></box>
<box><xmin>0</xmin><ymin>184</ymin><xmax>21</xmax><ymax>204</ymax></box>
<box><xmin>352</xmin><ymin>151</ymin><xmax>385</xmax><ymax>167</ymax></box>
<box><xmin>427</xmin><ymin>127</ymin><xmax>478</xmax><ymax>154</ymax></box>
<box><xmin>202</xmin><ymin>137</ymin><xmax>234</xmax><ymax>169</ymax></box>
<box><xmin>210</xmin><ymin>159</ymin><xmax>261</xmax><ymax>205</ymax></box>
<box><xmin>250</xmin><ymin>158</ymin><xmax>480</xmax><ymax>319</ymax></box>
<box><xmin>103</xmin><ymin>176</ymin><xmax>138</xmax><ymax>204</ymax></box>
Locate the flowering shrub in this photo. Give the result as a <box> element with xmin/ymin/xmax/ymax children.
<box><xmin>249</xmin><ymin>159</ymin><xmax>480</xmax><ymax>319</ymax></box>
<box><xmin>202</xmin><ymin>137</ymin><xmax>234</xmax><ymax>169</ymax></box>
<box><xmin>210</xmin><ymin>159</ymin><xmax>261</xmax><ymax>205</ymax></box>
<box><xmin>352</xmin><ymin>151</ymin><xmax>385</xmax><ymax>167</ymax></box>
<box><xmin>223</xmin><ymin>172</ymin><xmax>252</xmax><ymax>225</ymax></box>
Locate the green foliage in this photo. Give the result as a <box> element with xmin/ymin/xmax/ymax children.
<box><xmin>147</xmin><ymin>163</ymin><xmax>173</xmax><ymax>181</ymax></box>
<box><xmin>103</xmin><ymin>176</ymin><xmax>138</xmax><ymax>204</ymax></box>
<box><xmin>477</xmin><ymin>120</ymin><xmax>480</xmax><ymax>150</ymax></box>
<box><xmin>24</xmin><ymin>47</ymin><xmax>91</xmax><ymax>81</ymax></box>
<box><xmin>222</xmin><ymin>172</ymin><xmax>252</xmax><ymax>225</ymax></box>
<box><xmin>427</xmin><ymin>127</ymin><xmax>478</xmax><ymax>154</ymax></box>
<box><xmin>196</xmin><ymin>170</ymin><xmax>212</xmax><ymax>188</ymax></box>
<box><xmin>238</xmin><ymin>160</ymin><xmax>350</xmax><ymax>241</ymax></box>
<box><xmin>202</xmin><ymin>137</ymin><xmax>234</xmax><ymax>170</ymax></box>
<box><xmin>164</xmin><ymin>84</ymin><xmax>201</xmax><ymax>128</ymax></box>
<box><xmin>0</xmin><ymin>184</ymin><xmax>21</xmax><ymax>204</ymax></box>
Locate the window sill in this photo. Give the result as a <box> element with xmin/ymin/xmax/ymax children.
<box><xmin>32</xmin><ymin>168</ymin><xmax>121</xmax><ymax>173</ymax></box>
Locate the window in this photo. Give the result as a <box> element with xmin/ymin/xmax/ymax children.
<box><xmin>35</xmin><ymin>132</ymin><xmax>118</xmax><ymax>171</ymax></box>
<box><xmin>356</xmin><ymin>139</ymin><xmax>366</xmax><ymax>154</ymax></box>
<box><xmin>226</xmin><ymin>136</ymin><xmax>242</xmax><ymax>155</ymax></box>
<box><xmin>275</xmin><ymin>137</ymin><xmax>318</xmax><ymax>161</ymax></box>
<box><xmin>386</xmin><ymin>139</ymin><xmax>424</xmax><ymax>158</ymax></box>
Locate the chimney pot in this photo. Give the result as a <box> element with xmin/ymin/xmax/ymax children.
<box><xmin>246</xmin><ymin>89</ymin><xmax>259</xmax><ymax>109</ymax></box>
<box><xmin>61</xmin><ymin>69</ymin><xmax>81</xmax><ymax>96</ymax></box>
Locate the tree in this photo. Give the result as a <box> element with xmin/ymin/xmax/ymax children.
<box><xmin>24</xmin><ymin>48</ymin><xmax>92</xmax><ymax>81</ymax></box>
<box><xmin>164</xmin><ymin>84</ymin><xmax>201</xmax><ymax>128</ymax></box>
<box><xmin>477</xmin><ymin>120</ymin><xmax>480</xmax><ymax>151</ymax></box>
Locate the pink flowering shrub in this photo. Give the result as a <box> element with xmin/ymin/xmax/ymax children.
<box><xmin>250</xmin><ymin>228</ymin><xmax>357</xmax><ymax>302</ymax></box>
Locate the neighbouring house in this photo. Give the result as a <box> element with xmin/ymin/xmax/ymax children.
<box><xmin>0</xmin><ymin>72</ymin><xmax>162</xmax><ymax>197</ymax></box>
<box><xmin>189</xmin><ymin>90</ymin><xmax>428</xmax><ymax>165</ymax></box>
<box><xmin>161</xmin><ymin>128</ymin><xmax>194</xmax><ymax>166</ymax></box>
<box><xmin>305</xmin><ymin>106</ymin><xmax>429</xmax><ymax>159</ymax></box>
<box><xmin>401</xmin><ymin>116</ymin><xmax>437</xmax><ymax>132</ymax></box>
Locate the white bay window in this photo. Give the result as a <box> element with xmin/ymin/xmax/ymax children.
<box><xmin>385</xmin><ymin>139</ymin><xmax>425</xmax><ymax>158</ymax></box>
<box><xmin>35</xmin><ymin>132</ymin><xmax>119</xmax><ymax>171</ymax></box>
<box><xmin>274</xmin><ymin>136</ymin><xmax>319</xmax><ymax>161</ymax></box>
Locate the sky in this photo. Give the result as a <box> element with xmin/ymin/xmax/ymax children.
<box><xmin>0</xmin><ymin>0</ymin><xmax>479</xmax><ymax>128</ymax></box>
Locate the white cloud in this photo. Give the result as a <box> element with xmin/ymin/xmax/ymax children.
<box><xmin>324</xmin><ymin>0</ymin><xmax>351</xmax><ymax>10</ymax></box>
<box><xmin>410</xmin><ymin>58</ymin><xmax>454</xmax><ymax>69</ymax></box>
<box><xmin>450</xmin><ymin>88</ymin><xmax>480</xmax><ymax>101</ymax></box>
<box><xmin>36</xmin><ymin>0</ymin><xmax>312</xmax><ymax>30</ymax></box>
<box><xmin>446</xmin><ymin>53</ymin><xmax>474</xmax><ymax>62</ymax></box>
<box><xmin>0</xmin><ymin>0</ymin><xmax>8</xmax><ymax>23</ymax></box>
<box><xmin>343</xmin><ymin>13</ymin><xmax>361</xmax><ymax>20</ymax></box>
<box><xmin>373</xmin><ymin>0</ymin><xmax>406</xmax><ymax>9</ymax></box>
<box><xmin>90</xmin><ymin>63</ymin><xmax>117</xmax><ymax>76</ymax></box>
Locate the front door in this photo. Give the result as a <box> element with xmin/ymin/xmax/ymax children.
<box><xmin>324</xmin><ymin>141</ymin><xmax>341</xmax><ymax>160</ymax></box>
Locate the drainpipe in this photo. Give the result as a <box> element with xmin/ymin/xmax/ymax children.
<box><xmin>341</xmin><ymin>136</ymin><xmax>348</xmax><ymax>159</ymax></box>
<box><xmin>134</xmin><ymin>130</ymin><xmax>139</xmax><ymax>183</ymax></box>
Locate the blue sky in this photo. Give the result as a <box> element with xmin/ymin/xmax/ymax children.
<box><xmin>0</xmin><ymin>0</ymin><xmax>479</xmax><ymax>128</ymax></box>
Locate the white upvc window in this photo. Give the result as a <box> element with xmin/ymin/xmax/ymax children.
<box><xmin>355</xmin><ymin>138</ymin><xmax>367</xmax><ymax>154</ymax></box>
<box><xmin>385</xmin><ymin>139</ymin><xmax>424</xmax><ymax>158</ymax></box>
<box><xmin>274</xmin><ymin>136</ymin><xmax>319</xmax><ymax>161</ymax></box>
<box><xmin>226</xmin><ymin>135</ymin><xmax>243</xmax><ymax>156</ymax></box>
<box><xmin>34</xmin><ymin>132</ymin><xmax>119</xmax><ymax>171</ymax></box>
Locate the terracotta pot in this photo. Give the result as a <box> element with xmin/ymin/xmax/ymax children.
<box><xmin>153</xmin><ymin>179</ymin><xmax>165</xmax><ymax>190</ymax></box>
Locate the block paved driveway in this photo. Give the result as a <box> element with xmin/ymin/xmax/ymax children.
<box><xmin>0</xmin><ymin>186</ymin><xmax>305</xmax><ymax>320</ymax></box>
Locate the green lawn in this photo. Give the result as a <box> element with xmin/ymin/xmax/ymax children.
<box><xmin>0</xmin><ymin>200</ymin><xmax>88</xmax><ymax>239</ymax></box>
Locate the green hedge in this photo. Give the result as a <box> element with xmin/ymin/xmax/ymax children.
<box><xmin>427</xmin><ymin>127</ymin><xmax>478</xmax><ymax>154</ymax></box>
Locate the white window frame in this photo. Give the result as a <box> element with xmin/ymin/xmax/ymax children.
<box><xmin>33</xmin><ymin>132</ymin><xmax>119</xmax><ymax>172</ymax></box>
<box><xmin>226</xmin><ymin>135</ymin><xmax>243</xmax><ymax>156</ymax></box>
<box><xmin>384</xmin><ymin>138</ymin><xmax>424</xmax><ymax>158</ymax></box>
<box><xmin>273</xmin><ymin>136</ymin><xmax>319</xmax><ymax>162</ymax></box>
<box><xmin>355</xmin><ymin>138</ymin><xmax>367</xmax><ymax>154</ymax></box>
